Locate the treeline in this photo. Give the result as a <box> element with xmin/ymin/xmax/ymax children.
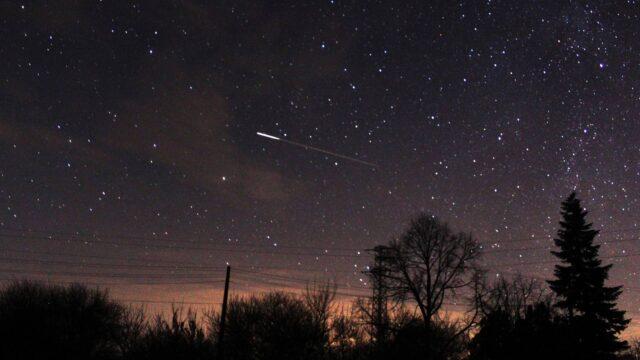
<box><xmin>0</xmin><ymin>280</ymin><xmax>465</xmax><ymax>360</ymax></box>
<box><xmin>0</xmin><ymin>192</ymin><xmax>636</xmax><ymax>360</ymax></box>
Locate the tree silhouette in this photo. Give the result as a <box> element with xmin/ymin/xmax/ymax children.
<box><xmin>303</xmin><ymin>281</ymin><xmax>337</xmax><ymax>350</ymax></box>
<box><xmin>0</xmin><ymin>280</ymin><xmax>132</xmax><ymax>360</ymax></box>
<box><xmin>375</xmin><ymin>214</ymin><xmax>481</xmax><ymax>326</ymax></box>
<box><xmin>208</xmin><ymin>292</ymin><xmax>326</xmax><ymax>360</ymax></box>
<box><xmin>378</xmin><ymin>311</ymin><xmax>468</xmax><ymax>360</ymax></box>
<box><xmin>328</xmin><ymin>307</ymin><xmax>367</xmax><ymax>360</ymax></box>
<box><xmin>548</xmin><ymin>192</ymin><xmax>629</xmax><ymax>359</ymax></box>
<box><xmin>124</xmin><ymin>307</ymin><xmax>213</xmax><ymax>360</ymax></box>
<box><xmin>469</xmin><ymin>275</ymin><xmax>565</xmax><ymax>360</ymax></box>
<box><xmin>373</xmin><ymin>213</ymin><xmax>481</xmax><ymax>358</ymax></box>
<box><xmin>475</xmin><ymin>274</ymin><xmax>552</xmax><ymax>319</ymax></box>
<box><xmin>621</xmin><ymin>338</ymin><xmax>640</xmax><ymax>360</ymax></box>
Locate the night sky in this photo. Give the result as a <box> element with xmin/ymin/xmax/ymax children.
<box><xmin>2</xmin><ymin>0</ymin><xmax>640</xmax><ymax>333</ymax></box>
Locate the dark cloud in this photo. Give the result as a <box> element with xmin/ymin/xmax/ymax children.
<box><xmin>110</xmin><ymin>70</ymin><xmax>297</xmax><ymax>202</ymax></box>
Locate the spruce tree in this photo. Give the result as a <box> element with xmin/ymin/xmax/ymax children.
<box><xmin>548</xmin><ymin>192</ymin><xmax>629</xmax><ymax>359</ymax></box>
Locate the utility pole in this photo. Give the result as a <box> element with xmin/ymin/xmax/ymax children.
<box><xmin>217</xmin><ymin>265</ymin><xmax>231</xmax><ymax>359</ymax></box>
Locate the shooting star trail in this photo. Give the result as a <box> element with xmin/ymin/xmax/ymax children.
<box><xmin>257</xmin><ymin>132</ymin><xmax>378</xmax><ymax>168</ymax></box>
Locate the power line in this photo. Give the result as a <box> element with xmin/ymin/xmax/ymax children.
<box><xmin>0</xmin><ymin>248</ymin><xmax>367</xmax><ymax>274</ymax></box>
<box><xmin>2</xmin><ymin>227</ymin><xmax>639</xmax><ymax>259</ymax></box>
<box><xmin>0</xmin><ymin>227</ymin><xmax>365</xmax><ymax>253</ymax></box>
<box><xmin>0</xmin><ymin>267</ymin><xmax>226</xmax><ymax>280</ymax></box>
<box><xmin>0</xmin><ymin>277</ymin><xmax>225</xmax><ymax>305</ymax></box>
<box><xmin>5</xmin><ymin>270</ymin><xmax>640</xmax><ymax>317</ymax></box>
<box><xmin>3</xmin><ymin>228</ymin><xmax>640</xmax><ymax>303</ymax></box>
<box><xmin>0</xmin><ymin>276</ymin><xmax>225</xmax><ymax>286</ymax></box>
<box><xmin>0</xmin><ymin>263</ymin><xmax>370</xmax><ymax>294</ymax></box>
<box><xmin>481</xmin><ymin>236</ymin><xmax>640</xmax><ymax>254</ymax></box>
<box><xmin>3</xmin><ymin>226</ymin><xmax>639</xmax><ymax>254</ymax></box>
<box><xmin>0</xmin><ymin>255</ymin><xmax>228</xmax><ymax>271</ymax></box>
<box><xmin>232</xmin><ymin>279</ymin><xmax>371</xmax><ymax>299</ymax></box>
<box><xmin>118</xmin><ymin>299</ymin><xmax>222</xmax><ymax>306</ymax></box>
<box><xmin>1</xmin><ymin>245</ymin><xmax>639</xmax><ymax>286</ymax></box>
<box><xmin>0</xmin><ymin>233</ymin><xmax>364</xmax><ymax>258</ymax></box>
<box><xmin>2</xmin><ymin>242</ymin><xmax>639</xmax><ymax>286</ymax></box>
<box><xmin>477</xmin><ymin>227</ymin><xmax>640</xmax><ymax>245</ymax></box>
<box><xmin>233</xmin><ymin>269</ymin><xmax>371</xmax><ymax>292</ymax></box>
<box><xmin>483</xmin><ymin>250</ymin><xmax>640</xmax><ymax>267</ymax></box>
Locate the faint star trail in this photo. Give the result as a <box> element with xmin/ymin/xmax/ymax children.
<box><xmin>257</xmin><ymin>132</ymin><xmax>378</xmax><ymax>168</ymax></box>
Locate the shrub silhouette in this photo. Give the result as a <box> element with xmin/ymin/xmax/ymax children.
<box><xmin>376</xmin><ymin>314</ymin><xmax>468</xmax><ymax>360</ymax></box>
<box><xmin>0</xmin><ymin>280</ymin><xmax>131</xmax><ymax>360</ymax></box>
<box><xmin>469</xmin><ymin>302</ymin><xmax>567</xmax><ymax>360</ymax></box>
<box><xmin>208</xmin><ymin>291</ymin><xmax>326</xmax><ymax>360</ymax></box>
<box><xmin>620</xmin><ymin>338</ymin><xmax>640</xmax><ymax>360</ymax></box>
<box><xmin>469</xmin><ymin>275</ymin><xmax>570</xmax><ymax>360</ymax></box>
<box><xmin>123</xmin><ymin>307</ymin><xmax>213</xmax><ymax>360</ymax></box>
<box><xmin>328</xmin><ymin>308</ymin><xmax>368</xmax><ymax>360</ymax></box>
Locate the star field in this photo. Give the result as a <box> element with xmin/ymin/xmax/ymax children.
<box><xmin>2</xmin><ymin>0</ymin><xmax>640</xmax><ymax>334</ymax></box>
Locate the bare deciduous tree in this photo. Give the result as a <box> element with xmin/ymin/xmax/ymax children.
<box><xmin>304</xmin><ymin>281</ymin><xmax>337</xmax><ymax>331</ymax></box>
<box><xmin>622</xmin><ymin>338</ymin><xmax>640</xmax><ymax>360</ymax></box>
<box><xmin>374</xmin><ymin>213</ymin><xmax>482</xmax><ymax>330</ymax></box>
<box><xmin>329</xmin><ymin>306</ymin><xmax>366</xmax><ymax>356</ymax></box>
<box><xmin>475</xmin><ymin>273</ymin><xmax>552</xmax><ymax>318</ymax></box>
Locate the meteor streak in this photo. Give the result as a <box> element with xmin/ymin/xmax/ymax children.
<box><xmin>256</xmin><ymin>132</ymin><xmax>280</xmax><ymax>141</ymax></box>
<box><xmin>257</xmin><ymin>132</ymin><xmax>378</xmax><ymax>168</ymax></box>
